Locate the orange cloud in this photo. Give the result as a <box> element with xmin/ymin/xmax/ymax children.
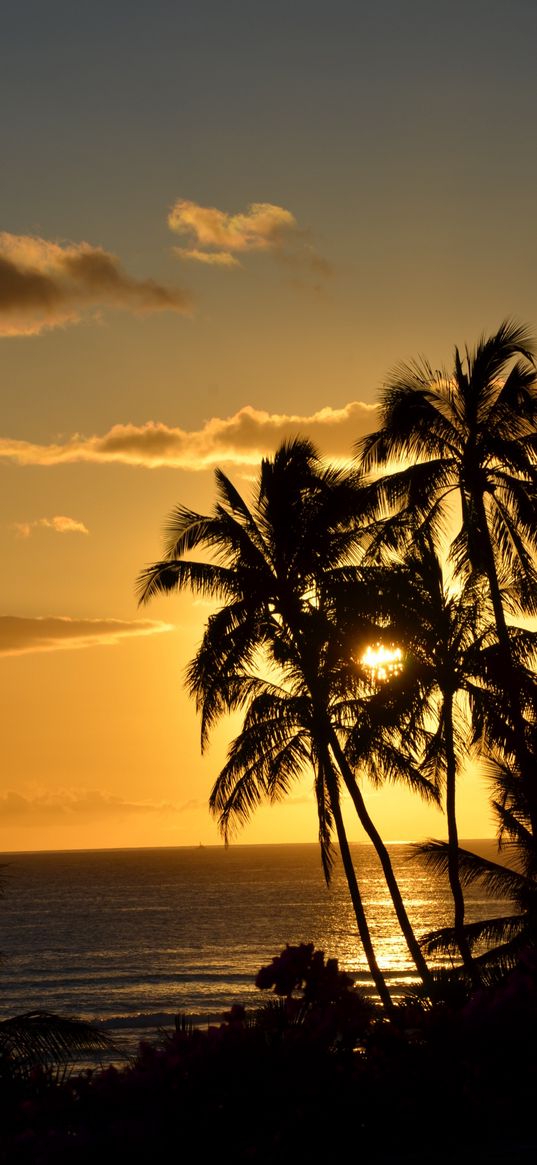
<box><xmin>0</xmin><ymin>232</ymin><xmax>193</xmax><ymax>336</ymax></box>
<box><xmin>169</xmin><ymin>199</ymin><xmax>296</xmax><ymax>253</ymax></box>
<box><xmin>168</xmin><ymin>199</ymin><xmax>331</xmax><ymax>278</ymax></box>
<box><xmin>0</xmin><ymin>616</ymin><xmax>174</xmax><ymax>657</ymax></box>
<box><xmin>12</xmin><ymin>515</ymin><xmax>89</xmax><ymax>538</ymax></box>
<box><xmin>0</xmin><ymin>402</ymin><xmax>377</xmax><ymax>471</ymax></box>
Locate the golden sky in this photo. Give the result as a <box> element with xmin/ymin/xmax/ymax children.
<box><xmin>1</xmin><ymin>0</ymin><xmax>535</xmax><ymax>851</ymax></box>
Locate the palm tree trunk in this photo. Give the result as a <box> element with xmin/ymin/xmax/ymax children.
<box><xmin>324</xmin><ymin>761</ymin><xmax>394</xmax><ymax>1012</ymax></box>
<box><xmin>296</xmin><ymin>628</ymin><xmax>431</xmax><ymax>996</ymax></box>
<box><xmin>472</xmin><ymin>490</ymin><xmax>537</xmax><ymax>839</ymax></box>
<box><xmin>443</xmin><ymin>691</ymin><xmax>480</xmax><ymax>986</ymax></box>
<box><xmin>327</xmin><ymin>726</ymin><xmax>434</xmax><ymax>993</ymax></box>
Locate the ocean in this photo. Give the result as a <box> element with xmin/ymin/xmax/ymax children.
<box><xmin>0</xmin><ymin>841</ymin><xmax>510</xmax><ymax>1053</ymax></box>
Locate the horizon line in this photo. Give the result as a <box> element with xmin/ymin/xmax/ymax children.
<box><xmin>0</xmin><ymin>837</ymin><xmax>497</xmax><ymax>858</ymax></box>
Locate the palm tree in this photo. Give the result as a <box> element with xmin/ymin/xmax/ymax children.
<box><xmin>137</xmin><ymin>438</ymin><xmax>434</xmax><ymax>999</ymax></box>
<box><xmin>417</xmin><ymin>747</ymin><xmax>537</xmax><ymax>980</ymax></box>
<box><xmin>209</xmin><ymin>670</ymin><xmax>394</xmax><ymax>1009</ymax></box>
<box><xmin>353</xmin><ymin>536</ymin><xmax>502</xmax><ymax>983</ymax></box>
<box><xmin>358</xmin><ymin>319</ymin><xmax>537</xmax><ymax>832</ymax></box>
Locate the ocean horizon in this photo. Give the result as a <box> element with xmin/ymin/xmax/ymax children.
<box><xmin>0</xmin><ymin>836</ymin><xmax>497</xmax><ymax>855</ymax></box>
<box><xmin>0</xmin><ymin>840</ymin><xmax>510</xmax><ymax>1053</ymax></box>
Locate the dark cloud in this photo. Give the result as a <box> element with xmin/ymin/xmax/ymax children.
<box><xmin>0</xmin><ymin>233</ymin><xmax>193</xmax><ymax>336</ymax></box>
<box><xmin>0</xmin><ymin>616</ymin><xmax>173</xmax><ymax>657</ymax></box>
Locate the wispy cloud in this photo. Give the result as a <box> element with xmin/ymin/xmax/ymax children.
<box><xmin>0</xmin><ymin>616</ymin><xmax>174</xmax><ymax>657</ymax></box>
<box><xmin>0</xmin><ymin>232</ymin><xmax>193</xmax><ymax>336</ymax></box>
<box><xmin>12</xmin><ymin>515</ymin><xmax>89</xmax><ymax>538</ymax></box>
<box><xmin>0</xmin><ymin>401</ymin><xmax>376</xmax><ymax>471</ymax></box>
<box><xmin>0</xmin><ymin>788</ymin><xmax>189</xmax><ymax>824</ymax></box>
<box><xmin>169</xmin><ymin>198</ymin><xmax>331</xmax><ymax>279</ymax></box>
<box><xmin>176</xmin><ymin>248</ymin><xmax>241</xmax><ymax>268</ymax></box>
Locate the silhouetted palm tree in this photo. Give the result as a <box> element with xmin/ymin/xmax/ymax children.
<box><xmin>358</xmin><ymin>319</ymin><xmax>537</xmax><ymax>830</ymax></box>
<box><xmin>210</xmin><ymin>670</ymin><xmax>394</xmax><ymax>1009</ymax></box>
<box><xmin>417</xmin><ymin>749</ymin><xmax>537</xmax><ymax>979</ymax></box>
<box><xmin>355</xmin><ymin>536</ymin><xmax>501</xmax><ymax>983</ymax></box>
<box><xmin>137</xmin><ymin>439</ymin><xmax>434</xmax><ymax>998</ymax></box>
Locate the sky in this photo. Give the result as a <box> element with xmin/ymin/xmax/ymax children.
<box><xmin>1</xmin><ymin>0</ymin><xmax>536</xmax><ymax>852</ymax></box>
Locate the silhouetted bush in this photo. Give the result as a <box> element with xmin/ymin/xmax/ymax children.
<box><xmin>1</xmin><ymin>946</ymin><xmax>537</xmax><ymax>1164</ymax></box>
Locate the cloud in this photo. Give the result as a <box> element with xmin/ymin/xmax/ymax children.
<box><xmin>12</xmin><ymin>515</ymin><xmax>89</xmax><ymax>538</ymax></box>
<box><xmin>169</xmin><ymin>199</ymin><xmax>331</xmax><ymax>278</ymax></box>
<box><xmin>174</xmin><ymin>248</ymin><xmax>241</xmax><ymax>267</ymax></box>
<box><xmin>0</xmin><ymin>616</ymin><xmax>174</xmax><ymax>657</ymax></box>
<box><xmin>169</xmin><ymin>199</ymin><xmax>296</xmax><ymax>255</ymax></box>
<box><xmin>0</xmin><ymin>401</ymin><xmax>377</xmax><ymax>472</ymax></box>
<box><xmin>0</xmin><ymin>232</ymin><xmax>193</xmax><ymax>336</ymax></box>
<box><xmin>0</xmin><ymin>788</ymin><xmax>188</xmax><ymax>824</ymax></box>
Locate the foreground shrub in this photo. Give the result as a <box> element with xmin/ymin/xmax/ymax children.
<box><xmin>2</xmin><ymin>946</ymin><xmax>537</xmax><ymax>1164</ymax></box>
<box><xmin>254</xmin><ymin>942</ymin><xmax>374</xmax><ymax>1050</ymax></box>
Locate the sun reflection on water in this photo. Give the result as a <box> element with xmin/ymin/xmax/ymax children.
<box><xmin>1</xmin><ymin>841</ymin><xmax>510</xmax><ymax>1033</ymax></box>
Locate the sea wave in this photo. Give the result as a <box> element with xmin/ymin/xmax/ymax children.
<box><xmin>0</xmin><ymin>841</ymin><xmax>507</xmax><ymax>1032</ymax></box>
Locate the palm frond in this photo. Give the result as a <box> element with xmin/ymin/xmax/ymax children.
<box><xmin>161</xmin><ymin>508</ymin><xmax>226</xmax><ymax>559</ymax></box>
<box><xmin>0</xmin><ymin>1012</ymin><xmax>116</xmax><ymax>1075</ymax></box>
<box><xmin>420</xmin><ymin>913</ymin><xmax>527</xmax><ymax>957</ymax></box>
<box><xmin>414</xmin><ymin>839</ymin><xmax>528</xmax><ymax>899</ymax></box>
<box><xmin>211</xmin><ymin>724</ymin><xmax>311</xmax><ymax>841</ymax></box>
<box><xmin>136</xmin><ymin>558</ymin><xmax>236</xmax><ymax>605</ymax></box>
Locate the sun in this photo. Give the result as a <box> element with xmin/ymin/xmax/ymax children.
<box><xmin>361</xmin><ymin>643</ymin><xmax>403</xmax><ymax>682</ymax></box>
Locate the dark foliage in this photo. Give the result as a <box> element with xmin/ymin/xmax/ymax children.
<box><xmin>254</xmin><ymin>942</ymin><xmax>373</xmax><ymax>1051</ymax></box>
<box><xmin>2</xmin><ymin>949</ymin><xmax>537</xmax><ymax>1165</ymax></box>
<box><xmin>0</xmin><ymin>1011</ymin><xmax>117</xmax><ymax>1080</ymax></box>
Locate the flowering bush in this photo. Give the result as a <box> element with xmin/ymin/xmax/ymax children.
<box><xmin>254</xmin><ymin>942</ymin><xmax>373</xmax><ymax>1050</ymax></box>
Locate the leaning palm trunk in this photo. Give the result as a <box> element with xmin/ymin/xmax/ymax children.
<box><xmin>299</xmin><ymin>645</ymin><xmax>433</xmax><ymax>994</ymax></box>
<box><xmin>324</xmin><ymin>758</ymin><xmax>394</xmax><ymax>1010</ymax></box>
<box><xmin>326</xmin><ymin>725</ymin><xmax>434</xmax><ymax>993</ymax></box>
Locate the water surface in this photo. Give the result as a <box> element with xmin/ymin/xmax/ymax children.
<box><xmin>0</xmin><ymin>841</ymin><xmax>509</xmax><ymax>1047</ymax></box>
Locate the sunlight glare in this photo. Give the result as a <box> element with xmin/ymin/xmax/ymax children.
<box><xmin>361</xmin><ymin>643</ymin><xmax>403</xmax><ymax>682</ymax></box>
